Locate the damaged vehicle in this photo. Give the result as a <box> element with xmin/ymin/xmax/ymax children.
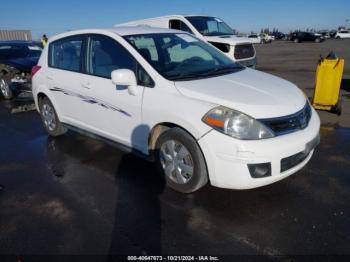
<box><xmin>0</xmin><ymin>41</ymin><xmax>42</xmax><ymax>99</ymax></box>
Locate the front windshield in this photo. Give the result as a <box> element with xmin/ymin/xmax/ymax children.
<box><xmin>124</xmin><ymin>33</ymin><xmax>244</xmax><ymax>81</ymax></box>
<box><xmin>185</xmin><ymin>16</ymin><xmax>234</xmax><ymax>36</ymax></box>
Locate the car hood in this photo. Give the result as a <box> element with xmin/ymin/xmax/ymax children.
<box><xmin>0</xmin><ymin>57</ymin><xmax>39</xmax><ymax>72</ymax></box>
<box><xmin>204</xmin><ymin>35</ymin><xmax>252</xmax><ymax>45</ymax></box>
<box><xmin>174</xmin><ymin>68</ymin><xmax>306</xmax><ymax>119</ymax></box>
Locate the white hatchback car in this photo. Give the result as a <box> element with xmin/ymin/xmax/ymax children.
<box><xmin>335</xmin><ymin>30</ymin><xmax>350</xmax><ymax>39</ymax></box>
<box><xmin>32</xmin><ymin>27</ymin><xmax>320</xmax><ymax>193</ymax></box>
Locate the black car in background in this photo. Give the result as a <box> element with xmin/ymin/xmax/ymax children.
<box><xmin>289</xmin><ymin>32</ymin><xmax>324</xmax><ymax>43</ymax></box>
<box><xmin>0</xmin><ymin>41</ymin><xmax>42</xmax><ymax>99</ymax></box>
<box><xmin>271</xmin><ymin>32</ymin><xmax>286</xmax><ymax>40</ymax></box>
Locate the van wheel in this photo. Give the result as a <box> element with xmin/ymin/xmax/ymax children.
<box><xmin>294</xmin><ymin>38</ymin><xmax>300</xmax><ymax>43</ymax></box>
<box><xmin>0</xmin><ymin>77</ymin><xmax>13</xmax><ymax>99</ymax></box>
<box><xmin>156</xmin><ymin>127</ymin><xmax>208</xmax><ymax>193</ymax></box>
<box><xmin>40</xmin><ymin>97</ymin><xmax>67</xmax><ymax>136</ymax></box>
<box><xmin>315</xmin><ymin>38</ymin><xmax>321</xmax><ymax>43</ymax></box>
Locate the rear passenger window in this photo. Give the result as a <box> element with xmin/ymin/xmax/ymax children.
<box><xmin>49</xmin><ymin>37</ymin><xmax>83</xmax><ymax>72</ymax></box>
<box><xmin>87</xmin><ymin>35</ymin><xmax>136</xmax><ymax>78</ymax></box>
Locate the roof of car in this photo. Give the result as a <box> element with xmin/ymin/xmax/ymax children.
<box><xmin>49</xmin><ymin>26</ymin><xmax>185</xmax><ymax>41</ymax></box>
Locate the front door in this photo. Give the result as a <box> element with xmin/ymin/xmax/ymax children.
<box><xmin>80</xmin><ymin>34</ymin><xmax>146</xmax><ymax>149</ymax></box>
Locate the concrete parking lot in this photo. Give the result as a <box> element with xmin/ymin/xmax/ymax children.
<box><xmin>1</xmin><ymin>39</ymin><xmax>350</xmax><ymax>260</ymax></box>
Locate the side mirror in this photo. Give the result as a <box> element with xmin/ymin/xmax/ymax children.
<box><xmin>111</xmin><ymin>69</ymin><xmax>138</xmax><ymax>95</ymax></box>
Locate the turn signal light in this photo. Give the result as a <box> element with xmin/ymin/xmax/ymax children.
<box><xmin>203</xmin><ymin>116</ymin><xmax>225</xmax><ymax>129</ymax></box>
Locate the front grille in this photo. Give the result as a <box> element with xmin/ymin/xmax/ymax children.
<box><xmin>281</xmin><ymin>151</ymin><xmax>310</xmax><ymax>172</ymax></box>
<box><xmin>260</xmin><ymin>102</ymin><xmax>312</xmax><ymax>136</ymax></box>
<box><xmin>234</xmin><ymin>44</ymin><xmax>255</xmax><ymax>59</ymax></box>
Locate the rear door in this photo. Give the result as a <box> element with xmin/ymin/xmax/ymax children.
<box><xmin>47</xmin><ymin>35</ymin><xmax>90</xmax><ymax>125</ymax></box>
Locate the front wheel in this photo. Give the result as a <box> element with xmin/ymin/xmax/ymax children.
<box><xmin>294</xmin><ymin>38</ymin><xmax>300</xmax><ymax>43</ymax></box>
<box><xmin>40</xmin><ymin>97</ymin><xmax>67</xmax><ymax>136</ymax></box>
<box><xmin>315</xmin><ymin>38</ymin><xmax>321</xmax><ymax>43</ymax></box>
<box><xmin>0</xmin><ymin>77</ymin><xmax>13</xmax><ymax>99</ymax></box>
<box><xmin>156</xmin><ymin>128</ymin><xmax>208</xmax><ymax>193</ymax></box>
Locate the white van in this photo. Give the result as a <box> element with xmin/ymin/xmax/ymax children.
<box><xmin>117</xmin><ymin>15</ymin><xmax>257</xmax><ymax>68</ymax></box>
<box><xmin>32</xmin><ymin>27</ymin><xmax>320</xmax><ymax>193</ymax></box>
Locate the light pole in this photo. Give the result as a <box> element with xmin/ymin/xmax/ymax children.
<box><xmin>346</xmin><ymin>19</ymin><xmax>349</xmax><ymax>29</ymax></box>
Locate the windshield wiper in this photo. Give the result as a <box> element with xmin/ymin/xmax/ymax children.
<box><xmin>205</xmin><ymin>66</ymin><xmax>243</xmax><ymax>76</ymax></box>
<box><xmin>167</xmin><ymin>66</ymin><xmax>243</xmax><ymax>81</ymax></box>
<box><xmin>167</xmin><ymin>72</ymin><xmax>206</xmax><ymax>81</ymax></box>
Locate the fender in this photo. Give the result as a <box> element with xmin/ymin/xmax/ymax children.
<box><xmin>33</xmin><ymin>82</ymin><xmax>63</xmax><ymax>119</ymax></box>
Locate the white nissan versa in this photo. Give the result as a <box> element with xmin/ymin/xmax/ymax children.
<box><xmin>32</xmin><ymin>27</ymin><xmax>320</xmax><ymax>193</ymax></box>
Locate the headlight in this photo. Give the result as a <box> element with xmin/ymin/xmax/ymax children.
<box><xmin>202</xmin><ymin>106</ymin><xmax>275</xmax><ymax>140</ymax></box>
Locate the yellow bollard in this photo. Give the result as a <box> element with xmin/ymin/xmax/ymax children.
<box><xmin>312</xmin><ymin>53</ymin><xmax>344</xmax><ymax>115</ymax></box>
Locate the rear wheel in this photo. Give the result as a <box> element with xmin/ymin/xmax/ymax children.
<box><xmin>156</xmin><ymin>127</ymin><xmax>208</xmax><ymax>193</ymax></box>
<box><xmin>0</xmin><ymin>77</ymin><xmax>13</xmax><ymax>99</ymax></box>
<box><xmin>315</xmin><ymin>38</ymin><xmax>321</xmax><ymax>43</ymax></box>
<box><xmin>294</xmin><ymin>38</ymin><xmax>300</xmax><ymax>43</ymax></box>
<box><xmin>40</xmin><ymin>97</ymin><xmax>67</xmax><ymax>136</ymax></box>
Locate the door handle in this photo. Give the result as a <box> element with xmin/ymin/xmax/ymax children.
<box><xmin>81</xmin><ymin>83</ymin><xmax>91</xmax><ymax>89</ymax></box>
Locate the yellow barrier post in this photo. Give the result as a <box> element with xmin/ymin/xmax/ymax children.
<box><xmin>312</xmin><ymin>52</ymin><xmax>344</xmax><ymax>115</ymax></box>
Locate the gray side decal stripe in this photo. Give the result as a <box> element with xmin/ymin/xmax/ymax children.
<box><xmin>50</xmin><ymin>87</ymin><xmax>131</xmax><ymax>117</ymax></box>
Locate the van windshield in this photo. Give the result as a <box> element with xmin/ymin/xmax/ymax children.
<box><xmin>124</xmin><ymin>33</ymin><xmax>244</xmax><ymax>81</ymax></box>
<box><xmin>185</xmin><ymin>16</ymin><xmax>235</xmax><ymax>36</ymax></box>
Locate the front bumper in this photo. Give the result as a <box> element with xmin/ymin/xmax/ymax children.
<box><xmin>9</xmin><ymin>81</ymin><xmax>32</xmax><ymax>95</ymax></box>
<box><xmin>198</xmin><ymin>108</ymin><xmax>320</xmax><ymax>190</ymax></box>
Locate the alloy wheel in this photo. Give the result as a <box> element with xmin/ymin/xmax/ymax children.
<box><xmin>42</xmin><ymin>104</ymin><xmax>57</xmax><ymax>131</ymax></box>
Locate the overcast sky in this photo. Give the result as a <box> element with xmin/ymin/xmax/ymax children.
<box><xmin>1</xmin><ymin>0</ymin><xmax>349</xmax><ymax>38</ymax></box>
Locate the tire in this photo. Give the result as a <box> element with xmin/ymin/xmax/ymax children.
<box><xmin>0</xmin><ymin>76</ymin><xmax>13</xmax><ymax>99</ymax></box>
<box><xmin>294</xmin><ymin>38</ymin><xmax>300</xmax><ymax>43</ymax></box>
<box><xmin>331</xmin><ymin>101</ymin><xmax>342</xmax><ymax>116</ymax></box>
<box><xmin>315</xmin><ymin>38</ymin><xmax>321</xmax><ymax>43</ymax></box>
<box><xmin>39</xmin><ymin>97</ymin><xmax>67</xmax><ymax>136</ymax></box>
<box><xmin>155</xmin><ymin>127</ymin><xmax>208</xmax><ymax>193</ymax></box>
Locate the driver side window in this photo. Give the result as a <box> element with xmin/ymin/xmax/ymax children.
<box><xmin>87</xmin><ymin>35</ymin><xmax>154</xmax><ymax>87</ymax></box>
<box><xmin>87</xmin><ymin>35</ymin><xmax>135</xmax><ymax>78</ymax></box>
